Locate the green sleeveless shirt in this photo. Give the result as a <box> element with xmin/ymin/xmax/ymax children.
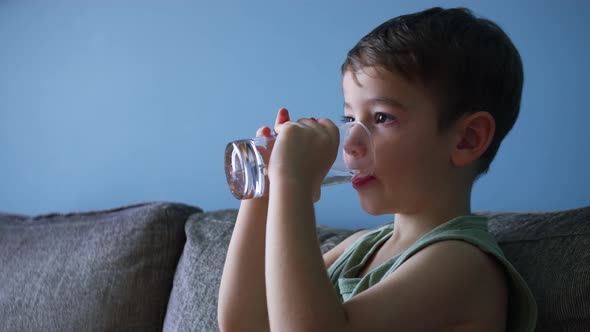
<box><xmin>327</xmin><ymin>215</ymin><xmax>537</xmax><ymax>332</ymax></box>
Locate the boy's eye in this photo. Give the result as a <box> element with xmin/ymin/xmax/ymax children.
<box><xmin>375</xmin><ymin>112</ymin><xmax>396</xmax><ymax>124</ymax></box>
<box><xmin>340</xmin><ymin>115</ymin><xmax>355</xmax><ymax>123</ymax></box>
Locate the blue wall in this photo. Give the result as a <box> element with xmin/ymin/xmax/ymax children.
<box><xmin>1</xmin><ymin>0</ymin><xmax>589</xmax><ymax>229</ymax></box>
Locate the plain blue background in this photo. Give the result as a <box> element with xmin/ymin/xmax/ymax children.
<box><xmin>1</xmin><ymin>0</ymin><xmax>589</xmax><ymax>229</ymax></box>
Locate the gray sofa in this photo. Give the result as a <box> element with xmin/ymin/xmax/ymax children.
<box><xmin>1</xmin><ymin>202</ymin><xmax>589</xmax><ymax>331</ymax></box>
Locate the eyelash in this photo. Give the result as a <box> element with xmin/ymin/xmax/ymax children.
<box><xmin>341</xmin><ymin>112</ymin><xmax>397</xmax><ymax>124</ymax></box>
<box><xmin>340</xmin><ymin>115</ymin><xmax>355</xmax><ymax>123</ymax></box>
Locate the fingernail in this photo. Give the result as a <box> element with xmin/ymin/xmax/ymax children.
<box><xmin>279</xmin><ymin>108</ymin><xmax>290</xmax><ymax>124</ymax></box>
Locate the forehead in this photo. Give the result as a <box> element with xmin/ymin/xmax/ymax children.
<box><xmin>342</xmin><ymin>66</ymin><xmax>437</xmax><ymax>111</ymax></box>
<box><xmin>343</xmin><ymin>67</ymin><xmax>413</xmax><ymax>96</ymax></box>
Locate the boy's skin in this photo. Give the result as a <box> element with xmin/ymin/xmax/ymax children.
<box><xmin>218</xmin><ymin>65</ymin><xmax>508</xmax><ymax>331</ymax></box>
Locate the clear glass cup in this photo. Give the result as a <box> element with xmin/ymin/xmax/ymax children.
<box><xmin>224</xmin><ymin>121</ymin><xmax>374</xmax><ymax>200</ymax></box>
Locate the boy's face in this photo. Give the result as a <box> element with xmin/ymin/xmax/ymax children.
<box><xmin>342</xmin><ymin>66</ymin><xmax>456</xmax><ymax>216</ymax></box>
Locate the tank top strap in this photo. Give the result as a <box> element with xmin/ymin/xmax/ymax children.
<box><xmin>327</xmin><ymin>222</ymin><xmax>394</xmax><ymax>282</ymax></box>
<box><xmin>383</xmin><ymin>215</ymin><xmax>497</xmax><ymax>275</ymax></box>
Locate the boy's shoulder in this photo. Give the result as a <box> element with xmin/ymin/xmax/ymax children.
<box><xmin>328</xmin><ymin>232</ymin><xmax>509</xmax><ymax>331</ymax></box>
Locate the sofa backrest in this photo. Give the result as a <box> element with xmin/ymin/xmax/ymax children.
<box><xmin>485</xmin><ymin>206</ymin><xmax>590</xmax><ymax>331</ymax></box>
<box><xmin>164</xmin><ymin>206</ymin><xmax>590</xmax><ymax>332</ymax></box>
<box><xmin>0</xmin><ymin>202</ymin><xmax>201</xmax><ymax>332</ymax></box>
<box><xmin>2</xmin><ymin>203</ymin><xmax>588</xmax><ymax>332</ymax></box>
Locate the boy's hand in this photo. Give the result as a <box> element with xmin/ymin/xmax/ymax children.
<box><xmin>270</xmin><ymin>111</ymin><xmax>339</xmax><ymax>202</ymax></box>
<box><xmin>250</xmin><ymin>108</ymin><xmax>291</xmax><ymax>199</ymax></box>
<box><xmin>257</xmin><ymin>108</ymin><xmax>291</xmax><ymax>138</ymax></box>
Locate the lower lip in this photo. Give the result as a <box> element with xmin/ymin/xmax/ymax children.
<box><xmin>352</xmin><ymin>176</ymin><xmax>376</xmax><ymax>189</ymax></box>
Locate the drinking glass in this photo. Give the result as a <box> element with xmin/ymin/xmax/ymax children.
<box><xmin>224</xmin><ymin>121</ymin><xmax>373</xmax><ymax>200</ymax></box>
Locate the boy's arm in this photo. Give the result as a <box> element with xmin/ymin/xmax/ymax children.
<box><xmin>217</xmin><ymin>198</ymin><xmax>270</xmax><ymax>332</ymax></box>
<box><xmin>266</xmin><ymin>179</ymin><xmax>350</xmax><ymax>331</ymax></box>
<box><xmin>218</xmin><ymin>109</ymin><xmax>290</xmax><ymax>332</ymax></box>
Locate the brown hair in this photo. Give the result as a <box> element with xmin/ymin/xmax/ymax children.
<box><xmin>342</xmin><ymin>7</ymin><xmax>523</xmax><ymax>175</ymax></box>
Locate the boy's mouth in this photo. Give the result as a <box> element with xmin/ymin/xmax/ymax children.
<box><xmin>351</xmin><ymin>173</ymin><xmax>376</xmax><ymax>189</ymax></box>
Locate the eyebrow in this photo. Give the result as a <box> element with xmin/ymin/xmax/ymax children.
<box><xmin>344</xmin><ymin>97</ymin><xmax>408</xmax><ymax>111</ymax></box>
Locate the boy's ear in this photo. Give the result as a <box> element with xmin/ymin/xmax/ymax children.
<box><xmin>450</xmin><ymin>111</ymin><xmax>495</xmax><ymax>167</ymax></box>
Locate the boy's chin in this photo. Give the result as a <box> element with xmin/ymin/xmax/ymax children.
<box><xmin>358</xmin><ymin>195</ymin><xmax>391</xmax><ymax>216</ymax></box>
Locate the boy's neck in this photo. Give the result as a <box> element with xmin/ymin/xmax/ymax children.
<box><xmin>391</xmin><ymin>183</ymin><xmax>473</xmax><ymax>244</ymax></box>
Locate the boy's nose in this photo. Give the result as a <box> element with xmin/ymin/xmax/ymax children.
<box><xmin>343</xmin><ymin>126</ymin><xmax>369</xmax><ymax>159</ymax></box>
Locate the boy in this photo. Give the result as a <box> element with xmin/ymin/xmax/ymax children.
<box><xmin>219</xmin><ymin>7</ymin><xmax>537</xmax><ymax>332</ymax></box>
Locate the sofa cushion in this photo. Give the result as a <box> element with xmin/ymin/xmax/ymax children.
<box><xmin>163</xmin><ymin>209</ymin><xmax>354</xmax><ymax>332</ymax></box>
<box><xmin>485</xmin><ymin>206</ymin><xmax>590</xmax><ymax>331</ymax></box>
<box><xmin>0</xmin><ymin>202</ymin><xmax>201</xmax><ymax>332</ymax></box>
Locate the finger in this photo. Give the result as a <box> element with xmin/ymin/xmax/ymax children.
<box><xmin>317</xmin><ymin>118</ymin><xmax>339</xmax><ymax>134</ymax></box>
<box><xmin>297</xmin><ymin>117</ymin><xmax>322</xmax><ymax>129</ymax></box>
<box><xmin>316</xmin><ymin>118</ymin><xmax>340</xmax><ymax>144</ymax></box>
<box><xmin>274</xmin><ymin>108</ymin><xmax>290</xmax><ymax>133</ymax></box>
<box><xmin>299</xmin><ymin>117</ymin><xmax>336</xmax><ymax>129</ymax></box>
<box><xmin>256</xmin><ymin>126</ymin><xmax>272</xmax><ymax>137</ymax></box>
<box><xmin>298</xmin><ymin>118</ymin><xmax>336</xmax><ymax>137</ymax></box>
<box><xmin>317</xmin><ymin>118</ymin><xmax>337</xmax><ymax>129</ymax></box>
<box><xmin>275</xmin><ymin>108</ymin><xmax>297</xmax><ymax>134</ymax></box>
